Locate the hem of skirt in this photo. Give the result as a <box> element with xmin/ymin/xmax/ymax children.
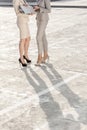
<box><xmin>20</xmin><ymin>35</ymin><xmax>30</xmax><ymax>39</ymax></box>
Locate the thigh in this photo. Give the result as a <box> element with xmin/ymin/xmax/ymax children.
<box><xmin>37</xmin><ymin>20</ymin><xmax>48</xmax><ymax>36</ymax></box>
<box><xmin>17</xmin><ymin>22</ymin><xmax>30</xmax><ymax>39</ymax></box>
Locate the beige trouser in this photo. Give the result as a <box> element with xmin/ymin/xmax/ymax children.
<box><xmin>36</xmin><ymin>17</ymin><xmax>48</xmax><ymax>55</ymax></box>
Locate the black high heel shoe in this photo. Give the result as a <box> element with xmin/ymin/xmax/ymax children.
<box><xmin>23</xmin><ymin>55</ymin><xmax>31</xmax><ymax>63</ymax></box>
<box><xmin>19</xmin><ymin>58</ymin><xmax>27</xmax><ymax>67</ymax></box>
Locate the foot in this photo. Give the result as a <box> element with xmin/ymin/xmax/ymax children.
<box><xmin>23</xmin><ymin>55</ymin><xmax>31</xmax><ymax>63</ymax></box>
<box><xmin>19</xmin><ymin>58</ymin><xmax>27</xmax><ymax>67</ymax></box>
<box><xmin>42</xmin><ymin>55</ymin><xmax>49</xmax><ymax>63</ymax></box>
<box><xmin>35</xmin><ymin>60</ymin><xmax>42</xmax><ymax>66</ymax></box>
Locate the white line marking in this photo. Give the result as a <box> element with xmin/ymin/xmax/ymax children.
<box><xmin>0</xmin><ymin>73</ymin><xmax>81</xmax><ymax>125</ymax></box>
<box><xmin>0</xmin><ymin>88</ymin><xmax>28</xmax><ymax>97</ymax></box>
<box><xmin>61</xmin><ymin>69</ymin><xmax>87</xmax><ymax>76</ymax></box>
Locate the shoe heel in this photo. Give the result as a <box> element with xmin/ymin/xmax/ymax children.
<box><xmin>23</xmin><ymin>55</ymin><xmax>31</xmax><ymax>63</ymax></box>
<box><xmin>18</xmin><ymin>58</ymin><xmax>27</xmax><ymax>67</ymax></box>
<box><xmin>35</xmin><ymin>60</ymin><xmax>42</xmax><ymax>66</ymax></box>
<box><xmin>43</xmin><ymin>56</ymin><xmax>50</xmax><ymax>63</ymax></box>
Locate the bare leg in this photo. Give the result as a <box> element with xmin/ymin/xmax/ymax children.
<box><xmin>19</xmin><ymin>39</ymin><xmax>26</xmax><ymax>63</ymax></box>
<box><xmin>24</xmin><ymin>37</ymin><xmax>31</xmax><ymax>59</ymax></box>
<box><xmin>37</xmin><ymin>54</ymin><xmax>42</xmax><ymax>63</ymax></box>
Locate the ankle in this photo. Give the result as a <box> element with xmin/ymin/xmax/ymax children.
<box><xmin>38</xmin><ymin>57</ymin><xmax>42</xmax><ymax>61</ymax></box>
<box><xmin>44</xmin><ymin>55</ymin><xmax>49</xmax><ymax>60</ymax></box>
<box><xmin>24</xmin><ymin>55</ymin><xmax>28</xmax><ymax>58</ymax></box>
<box><xmin>20</xmin><ymin>57</ymin><xmax>25</xmax><ymax>63</ymax></box>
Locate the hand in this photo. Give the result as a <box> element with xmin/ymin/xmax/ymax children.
<box><xmin>28</xmin><ymin>13</ymin><xmax>35</xmax><ymax>15</ymax></box>
<box><xmin>23</xmin><ymin>4</ymin><xmax>28</xmax><ymax>6</ymax></box>
<box><xmin>30</xmin><ymin>13</ymin><xmax>35</xmax><ymax>15</ymax></box>
<box><xmin>34</xmin><ymin>6</ymin><xmax>40</xmax><ymax>11</ymax></box>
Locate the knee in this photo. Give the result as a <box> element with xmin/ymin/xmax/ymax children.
<box><xmin>20</xmin><ymin>39</ymin><xmax>26</xmax><ymax>44</ymax></box>
<box><xmin>36</xmin><ymin>34</ymin><xmax>42</xmax><ymax>42</ymax></box>
<box><xmin>26</xmin><ymin>37</ymin><xmax>31</xmax><ymax>42</ymax></box>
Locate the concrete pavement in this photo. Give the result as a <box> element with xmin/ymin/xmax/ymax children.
<box><xmin>0</xmin><ymin>0</ymin><xmax>87</xmax><ymax>130</ymax></box>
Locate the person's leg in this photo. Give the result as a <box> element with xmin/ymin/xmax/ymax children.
<box><xmin>19</xmin><ymin>38</ymin><xmax>26</xmax><ymax>63</ymax></box>
<box><xmin>36</xmin><ymin>21</ymin><xmax>43</xmax><ymax>63</ymax></box>
<box><xmin>36</xmin><ymin>20</ymin><xmax>47</xmax><ymax>64</ymax></box>
<box><xmin>24</xmin><ymin>36</ymin><xmax>31</xmax><ymax>59</ymax></box>
<box><xmin>17</xmin><ymin>21</ymin><xmax>28</xmax><ymax>66</ymax></box>
<box><xmin>42</xmin><ymin>20</ymin><xmax>49</xmax><ymax>62</ymax></box>
<box><xmin>43</xmin><ymin>32</ymin><xmax>49</xmax><ymax>60</ymax></box>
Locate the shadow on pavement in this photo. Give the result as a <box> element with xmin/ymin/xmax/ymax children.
<box><xmin>41</xmin><ymin>63</ymin><xmax>87</xmax><ymax>125</ymax></box>
<box><xmin>21</xmin><ymin>65</ymin><xmax>81</xmax><ymax>130</ymax></box>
